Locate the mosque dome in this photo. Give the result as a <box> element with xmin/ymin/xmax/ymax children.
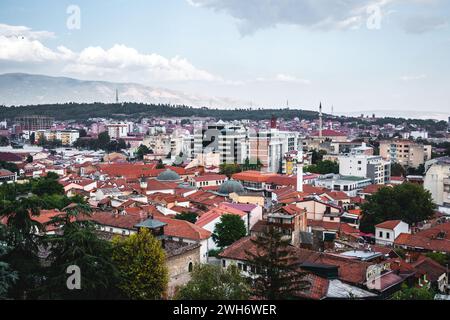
<box><xmin>218</xmin><ymin>180</ymin><xmax>244</xmax><ymax>195</ymax></box>
<box><xmin>157</xmin><ymin>169</ymin><xmax>181</xmax><ymax>181</ymax></box>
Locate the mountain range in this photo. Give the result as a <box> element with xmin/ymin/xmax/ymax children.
<box><xmin>0</xmin><ymin>73</ymin><xmax>246</xmax><ymax>108</ymax></box>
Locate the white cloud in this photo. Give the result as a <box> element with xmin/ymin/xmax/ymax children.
<box><xmin>400</xmin><ymin>74</ymin><xmax>427</xmax><ymax>81</ymax></box>
<box><xmin>0</xmin><ymin>36</ymin><xmax>61</xmax><ymax>62</ymax></box>
<box><xmin>0</xmin><ymin>24</ymin><xmax>218</xmax><ymax>82</ymax></box>
<box><xmin>188</xmin><ymin>0</ymin><xmax>447</xmax><ymax>34</ymax></box>
<box><xmin>254</xmin><ymin>74</ymin><xmax>311</xmax><ymax>85</ymax></box>
<box><xmin>0</xmin><ymin>23</ymin><xmax>54</xmax><ymax>40</ymax></box>
<box><xmin>275</xmin><ymin>73</ymin><xmax>311</xmax><ymax>84</ymax></box>
<box><xmin>187</xmin><ymin>0</ymin><xmax>394</xmax><ymax>34</ymax></box>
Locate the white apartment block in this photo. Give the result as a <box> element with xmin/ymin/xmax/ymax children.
<box><xmin>424</xmin><ymin>157</ymin><xmax>450</xmax><ymax>208</ymax></box>
<box><xmin>339</xmin><ymin>147</ymin><xmax>391</xmax><ymax>184</ymax></box>
<box><xmin>107</xmin><ymin>123</ymin><xmax>129</xmax><ymax>139</ymax></box>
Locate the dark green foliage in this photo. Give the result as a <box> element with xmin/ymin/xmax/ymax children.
<box><xmin>212</xmin><ymin>214</ymin><xmax>247</xmax><ymax>248</ymax></box>
<box><xmin>219</xmin><ymin>163</ymin><xmax>242</xmax><ymax>178</ymax></box>
<box><xmin>0</xmin><ymin>161</ymin><xmax>19</xmax><ymax>174</ymax></box>
<box><xmin>391</xmin><ymin>162</ymin><xmax>406</xmax><ymax>177</ymax></box>
<box><xmin>0</xmin><ymin>103</ymin><xmax>322</xmax><ymax>122</ymax></box>
<box><xmin>392</xmin><ymin>284</ymin><xmax>434</xmax><ymax>300</ymax></box>
<box><xmin>304</xmin><ymin>160</ymin><xmax>339</xmax><ymax>174</ymax></box>
<box><xmin>360</xmin><ymin>183</ymin><xmax>436</xmax><ymax>233</ymax></box>
<box><xmin>175</xmin><ymin>264</ymin><xmax>251</xmax><ymax>300</ymax></box>
<box><xmin>43</xmin><ymin>219</ymin><xmax>123</xmax><ymax>299</ymax></box>
<box><xmin>136</xmin><ymin>144</ymin><xmax>151</xmax><ymax>160</ymax></box>
<box><xmin>174</xmin><ymin>212</ymin><xmax>198</xmax><ymax>224</ymax></box>
<box><xmin>156</xmin><ymin>159</ymin><xmax>165</xmax><ymax>169</ymax></box>
<box><xmin>246</xmin><ymin>226</ymin><xmax>310</xmax><ymax>300</ymax></box>
<box><xmin>425</xmin><ymin>252</ymin><xmax>449</xmax><ymax>266</ymax></box>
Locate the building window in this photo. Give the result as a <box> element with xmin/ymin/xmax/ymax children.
<box><xmin>379</xmin><ymin>231</ymin><xmax>383</xmax><ymax>238</ymax></box>
<box><xmin>222</xmin><ymin>260</ymin><xmax>226</xmax><ymax>268</ymax></box>
<box><xmin>386</xmin><ymin>232</ymin><xmax>390</xmax><ymax>239</ymax></box>
<box><xmin>188</xmin><ymin>262</ymin><xmax>193</xmax><ymax>272</ymax></box>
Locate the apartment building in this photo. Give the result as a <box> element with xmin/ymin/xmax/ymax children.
<box><xmin>424</xmin><ymin>156</ymin><xmax>450</xmax><ymax>208</ymax></box>
<box><xmin>380</xmin><ymin>139</ymin><xmax>431</xmax><ymax>168</ymax></box>
<box><xmin>339</xmin><ymin>145</ymin><xmax>391</xmax><ymax>184</ymax></box>
<box><xmin>36</xmin><ymin>129</ymin><xmax>80</xmax><ymax>146</ymax></box>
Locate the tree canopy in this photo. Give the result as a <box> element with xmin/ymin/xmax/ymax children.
<box><xmin>360</xmin><ymin>183</ymin><xmax>436</xmax><ymax>233</ymax></box>
<box><xmin>246</xmin><ymin>226</ymin><xmax>310</xmax><ymax>300</ymax></box>
<box><xmin>175</xmin><ymin>264</ymin><xmax>250</xmax><ymax>300</ymax></box>
<box><xmin>112</xmin><ymin>228</ymin><xmax>168</xmax><ymax>300</ymax></box>
<box><xmin>212</xmin><ymin>214</ymin><xmax>247</xmax><ymax>249</ymax></box>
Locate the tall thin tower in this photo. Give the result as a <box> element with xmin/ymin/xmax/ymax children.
<box><xmin>296</xmin><ymin>148</ymin><xmax>304</xmax><ymax>193</ymax></box>
<box><xmin>319</xmin><ymin>102</ymin><xmax>323</xmax><ymax>138</ymax></box>
<box><xmin>115</xmin><ymin>89</ymin><xmax>119</xmax><ymax>104</ymax></box>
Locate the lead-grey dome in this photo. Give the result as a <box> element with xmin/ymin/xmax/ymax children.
<box><xmin>218</xmin><ymin>180</ymin><xmax>244</xmax><ymax>195</ymax></box>
<box><xmin>157</xmin><ymin>169</ymin><xmax>180</xmax><ymax>181</ymax></box>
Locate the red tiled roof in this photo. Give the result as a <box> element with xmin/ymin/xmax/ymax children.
<box><xmin>394</xmin><ymin>222</ymin><xmax>450</xmax><ymax>253</ymax></box>
<box><xmin>324</xmin><ymin>191</ymin><xmax>350</xmax><ymax>201</ymax></box>
<box><xmin>157</xmin><ymin>217</ymin><xmax>211</xmax><ymax>240</ymax></box>
<box><xmin>375</xmin><ymin>220</ymin><xmax>403</xmax><ymax>230</ymax></box>
<box><xmin>362</xmin><ymin>184</ymin><xmax>388</xmax><ymax>194</ymax></box>
<box><xmin>232</xmin><ymin>170</ymin><xmax>277</xmax><ymax>183</ymax></box>
<box><xmin>195</xmin><ymin>202</ymin><xmax>246</xmax><ymax>228</ymax></box>
<box><xmin>220</xmin><ymin>236</ymin><xmax>370</xmax><ymax>285</ymax></box>
<box><xmin>411</xmin><ymin>256</ymin><xmax>447</xmax><ymax>282</ymax></box>
<box><xmin>79</xmin><ymin>211</ymin><xmax>144</xmax><ymax>230</ymax></box>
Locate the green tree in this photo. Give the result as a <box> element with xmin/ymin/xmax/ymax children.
<box><xmin>31</xmin><ymin>175</ymin><xmax>64</xmax><ymax>197</ymax></box>
<box><xmin>360</xmin><ymin>183</ymin><xmax>436</xmax><ymax>233</ymax></box>
<box><xmin>136</xmin><ymin>144</ymin><xmax>151</xmax><ymax>160</ymax></box>
<box><xmin>43</xmin><ymin>214</ymin><xmax>123</xmax><ymax>299</ymax></box>
<box><xmin>392</xmin><ymin>284</ymin><xmax>434</xmax><ymax>300</ymax></box>
<box><xmin>26</xmin><ymin>155</ymin><xmax>33</xmax><ymax>163</ymax></box>
<box><xmin>391</xmin><ymin>162</ymin><xmax>406</xmax><ymax>177</ymax></box>
<box><xmin>212</xmin><ymin>214</ymin><xmax>247</xmax><ymax>248</ymax></box>
<box><xmin>0</xmin><ymin>161</ymin><xmax>19</xmax><ymax>174</ymax></box>
<box><xmin>175</xmin><ymin>264</ymin><xmax>250</xmax><ymax>300</ymax></box>
<box><xmin>305</xmin><ymin>160</ymin><xmax>339</xmax><ymax>174</ymax></box>
<box><xmin>425</xmin><ymin>252</ymin><xmax>449</xmax><ymax>266</ymax></box>
<box><xmin>0</xmin><ymin>197</ymin><xmax>44</xmax><ymax>299</ymax></box>
<box><xmin>219</xmin><ymin>163</ymin><xmax>242</xmax><ymax>178</ymax></box>
<box><xmin>156</xmin><ymin>159</ymin><xmax>165</xmax><ymax>169</ymax></box>
<box><xmin>97</xmin><ymin>132</ymin><xmax>110</xmax><ymax>150</ymax></box>
<box><xmin>246</xmin><ymin>226</ymin><xmax>310</xmax><ymax>300</ymax></box>
<box><xmin>112</xmin><ymin>228</ymin><xmax>168</xmax><ymax>299</ymax></box>
<box><xmin>0</xmin><ymin>225</ymin><xmax>18</xmax><ymax>299</ymax></box>
<box><xmin>175</xmin><ymin>212</ymin><xmax>198</xmax><ymax>224</ymax></box>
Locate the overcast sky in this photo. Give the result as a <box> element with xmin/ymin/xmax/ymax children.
<box><xmin>0</xmin><ymin>0</ymin><xmax>449</xmax><ymax>116</ymax></box>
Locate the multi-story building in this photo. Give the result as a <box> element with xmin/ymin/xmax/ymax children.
<box><xmin>249</xmin><ymin>129</ymin><xmax>300</xmax><ymax>173</ymax></box>
<box><xmin>380</xmin><ymin>139</ymin><xmax>432</xmax><ymax>168</ymax></box>
<box><xmin>339</xmin><ymin>146</ymin><xmax>391</xmax><ymax>184</ymax></box>
<box><xmin>107</xmin><ymin>123</ymin><xmax>129</xmax><ymax>139</ymax></box>
<box><xmin>36</xmin><ymin>129</ymin><xmax>80</xmax><ymax>146</ymax></box>
<box><xmin>424</xmin><ymin>156</ymin><xmax>450</xmax><ymax>209</ymax></box>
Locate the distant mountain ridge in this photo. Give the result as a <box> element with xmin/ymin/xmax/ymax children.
<box><xmin>0</xmin><ymin>73</ymin><xmax>245</xmax><ymax>108</ymax></box>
